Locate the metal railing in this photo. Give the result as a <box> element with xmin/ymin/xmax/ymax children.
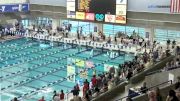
<box><xmin>146</xmin><ymin>66</ymin><xmax>180</xmax><ymax>76</ymax></box>
<box><xmin>116</xmin><ymin>80</ymin><xmax>173</xmax><ymax>101</ymax></box>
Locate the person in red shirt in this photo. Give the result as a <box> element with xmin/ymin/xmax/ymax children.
<box><xmin>75</xmin><ymin>84</ymin><xmax>80</xmax><ymax>91</ymax></box>
<box><xmin>91</xmin><ymin>75</ymin><xmax>97</xmax><ymax>88</ymax></box>
<box><xmin>83</xmin><ymin>82</ymin><xmax>89</xmax><ymax>96</ymax></box>
<box><xmin>60</xmin><ymin>90</ymin><xmax>64</xmax><ymax>100</ymax></box>
<box><xmin>38</xmin><ymin>96</ymin><xmax>45</xmax><ymax>101</ymax></box>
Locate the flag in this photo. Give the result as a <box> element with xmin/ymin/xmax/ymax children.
<box><xmin>170</xmin><ymin>0</ymin><xmax>180</xmax><ymax>13</ymax></box>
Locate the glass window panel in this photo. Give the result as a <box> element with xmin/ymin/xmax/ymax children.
<box><xmin>103</xmin><ymin>24</ymin><xmax>113</xmax><ymax>36</ymax></box>
<box><xmin>90</xmin><ymin>22</ymin><xmax>95</xmax><ymax>33</ymax></box>
<box><xmin>154</xmin><ymin>29</ymin><xmax>168</xmax><ymax>44</ymax></box>
<box><xmin>126</xmin><ymin>26</ymin><xmax>138</xmax><ymax>36</ymax></box>
<box><xmin>114</xmin><ymin>25</ymin><xmax>125</xmax><ymax>35</ymax></box>
<box><xmin>69</xmin><ymin>21</ymin><xmax>78</xmax><ymax>33</ymax></box>
<box><xmin>79</xmin><ymin>21</ymin><xmax>90</xmax><ymax>35</ymax></box>
<box><xmin>138</xmin><ymin>28</ymin><xmax>145</xmax><ymax>38</ymax></box>
<box><xmin>168</xmin><ymin>30</ymin><xmax>180</xmax><ymax>42</ymax></box>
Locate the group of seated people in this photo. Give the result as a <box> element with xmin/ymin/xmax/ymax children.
<box><xmin>126</xmin><ymin>79</ymin><xmax>180</xmax><ymax>101</ymax></box>
<box><xmin>146</xmin><ymin>78</ymin><xmax>180</xmax><ymax>101</ymax></box>
<box><xmin>164</xmin><ymin>55</ymin><xmax>180</xmax><ymax>71</ymax></box>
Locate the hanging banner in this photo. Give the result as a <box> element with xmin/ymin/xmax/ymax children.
<box><xmin>0</xmin><ymin>3</ymin><xmax>29</xmax><ymax>13</ymax></box>
<box><xmin>75</xmin><ymin>59</ymin><xmax>85</xmax><ymax>68</ymax></box>
<box><xmin>85</xmin><ymin>61</ymin><xmax>95</xmax><ymax>68</ymax></box>
<box><xmin>67</xmin><ymin>65</ymin><xmax>75</xmax><ymax>82</ymax></box>
<box><xmin>79</xmin><ymin>68</ymin><xmax>88</xmax><ymax>79</ymax></box>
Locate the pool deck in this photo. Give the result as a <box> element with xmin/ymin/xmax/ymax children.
<box><xmin>25</xmin><ymin>34</ymin><xmax>148</xmax><ymax>55</ymax></box>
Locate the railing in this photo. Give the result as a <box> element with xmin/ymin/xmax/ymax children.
<box><xmin>116</xmin><ymin>80</ymin><xmax>173</xmax><ymax>101</ymax></box>
<box><xmin>146</xmin><ymin>66</ymin><xmax>180</xmax><ymax>76</ymax></box>
<box><xmin>146</xmin><ymin>69</ymin><xmax>162</xmax><ymax>76</ymax></box>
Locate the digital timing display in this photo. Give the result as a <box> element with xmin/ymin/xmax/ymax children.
<box><xmin>67</xmin><ymin>0</ymin><xmax>127</xmax><ymax>24</ymax></box>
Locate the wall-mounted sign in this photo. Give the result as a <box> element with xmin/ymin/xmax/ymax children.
<box><xmin>0</xmin><ymin>3</ymin><xmax>29</xmax><ymax>13</ymax></box>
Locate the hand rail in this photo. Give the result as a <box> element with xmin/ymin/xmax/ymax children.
<box><xmin>146</xmin><ymin>69</ymin><xmax>162</xmax><ymax>76</ymax></box>
<box><xmin>146</xmin><ymin>66</ymin><xmax>180</xmax><ymax>76</ymax></box>
<box><xmin>116</xmin><ymin>80</ymin><xmax>173</xmax><ymax>101</ymax></box>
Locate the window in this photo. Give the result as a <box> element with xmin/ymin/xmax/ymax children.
<box><xmin>103</xmin><ymin>24</ymin><xmax>114</xmax><ymax>37</ymax></box>
<box><xmin>154</xmin><ymin>29</ymin><xmax>168</xmax><ymax>44</ymax></box>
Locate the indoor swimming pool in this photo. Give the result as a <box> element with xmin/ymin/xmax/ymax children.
<box><xmin>0</xmin><ymin>38</ymin><xmax>134</xmax><ymax>101</ymax></box>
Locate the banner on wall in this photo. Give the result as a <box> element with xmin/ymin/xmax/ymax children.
<box><xmin>85</xmin><ymin>13</ymin><xmax>95</xmax><ymax>21</ymax></box>
<box><xmin>79</xmin><ymin>68</ymin><xmax>88</xmax><ymax>79</ymax></box>
<box><xmin>128</xmin><ymin>0</ymin><xmax>171</xmax><ymax>13</ymax></box>
<box><xmin>76</xmin><ymin>12</ymin><xmax>85</xmax><ymax>20</ymax></box>
<box><xmin>75</xmin><ymin>59</ymin><xmax>85</xmax><ymax>68</ymax></box>
<box><xmin>105</xmin><ymin>14</ymin><xmax>116</xmax><ymax>23</ymax></box>
<box><xmin>0</xmin><ymin>3</ymin><xmax>29</xmax><ymax>13</ymax></box>
<box><xmin>67</xmin><ymin>65</ymin><xmax>76</xmax><ymax>82</ymax></box>
<box><xmin>85</xmin><ymin>61</ymin><xmax>95</xmax><ymax>68</ymax></box>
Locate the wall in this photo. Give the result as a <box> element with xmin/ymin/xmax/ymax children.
<box><xmin>127</xmin><ymin>0</ymin><xmax>171</xmax><ymax>13</ymax></box>
<box><xmin>145</xmin><ymin>68</ymin><xmax>180</xmax><ymax>87</ymax></box>
<box><xmin>30</xmin><ymin>0</ymin><xmax>66</xmax><ymax>7</ymax></box>
<box><xmin>29</xmin><ymin>0</ymin><xmax>172</xmax><ymax>13</ymax></box>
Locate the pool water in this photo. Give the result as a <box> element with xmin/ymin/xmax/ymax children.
<box><xmin>0</xmin><ymin>38</ymin><xmax>134</xmax><ymax>101</ymax></box>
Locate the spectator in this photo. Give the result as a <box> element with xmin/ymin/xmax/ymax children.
<box><xmin>167</xmin><ymin>39</ymin><xmax>171</xmax><ymax>49</ymax></box>
<box><xmin>82</xmin><ymin>93</ymin><xmax>90</xmax><ymax>101</ymax></box>
<box><xmin>83</xmin><ymin>82</ymin><xmax>89</xmax><ymax>97</ymax></box>
<box><xmin>53</xmin><ymin>90</ymin><xmax>57</xmax><ymax>99</ymax></box>
<box><xmin>53</xmin><ymin>94</ymin><xmax>60</xmax><ymax>101</ymax></box>
<box><xmin>108</xmin><ymin>80</ymin><xmax>114</xmax><ymax>90</ymax></box>
<box><xmin>148</xmin><ymin>91</ymin><xmax>156</xmax><ymax>101</ymax></box>
<box><xmin>174</xmin><ymin>82</ymin><xmax>180</xmax><ymax>101</ymax></box>
<box><xmin>126</xmin><ymin>97</ymin><xmax>133</xmax><ymax>101</ymax></box>
<box><xmin>39</xmin><ymin>96</ymin><xmax>45</xmax><ymax>101</ymax></box>
<box><xmin>107</xmin><ymin>37</ymin><xmax>111</xmax><ymax>43</ymax></box>
<box><xmin>92</xmin><ymin>87</ymin><xmax>100</xmax><ymax>98</ymax></box>
<box><xmin>87</xmin><ymin>90</ymin><xmax>92</xmax><ymax>100</ymax></box>
<box><xmin>76</xmin><ymin>84</ymin><xmax>80</xmax><ymax>92</ymax></box>
<box><xmin>139</xmin><ymin>38</ymin><xmax>143</xmax><ymax>46</ymax></box>
<box><xmin>60</xmin><ymin>90</ymin><xmax>65</xmax><ymax>100</ymax></box>
<box><xmin>155</xmin><ymin>87</ymin><xmax>162</xmax><ymax>101</ymax></box>
<box><xmin>84</xmin><ymin>79</ymin><xmax>90</xmax><ymax>88</ymax></box>
<box><xmin>101</xmin><ymin>83</ymin><xmax>108</xmax><ymax>93</ymax></box>
<box><xmin>166</xmin><ymin>90</ymin><xmax>179</xmax><ymax>101</ymax></box>
<box><xmin>11</xmin><ymin>97</ymin><xmax>19</xmax><ymax>101</ymax></box>
<box><xmin>114</xmin><ymin>36</ymin><xmax>117</xmax><ymax>44</ymax></box>
<box><xmin>126</xmin><ymin>69</ymin><xmax>133</xmax><ymax>80</ymax></box>
<box><xmin>176</xmin><ymin>46</ymin><xmax>180</xmax><ymax>55</ymax></box>
<box><xmin>71</xmin><ymin>95</ymin><xmax>82</xmax><ymax>101</ymax></box>
<box><xmin>140</xmin><ymin>82</ymin><xmax>148</xmax><ymax>94</ymax></box>
<box><xmin>172</xmin><ymin>40</ymin><xmax>176</xmax><ymax>49</ymax></box>
<box><xmin>71</xmin><ymin>86</ymin><xmax>79</xmax><ymax>96</ymax></box>
<box><xmin>91</xmin><ymin>75</ymin><xmax>97</xmax><ymax>88</ymax></box>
